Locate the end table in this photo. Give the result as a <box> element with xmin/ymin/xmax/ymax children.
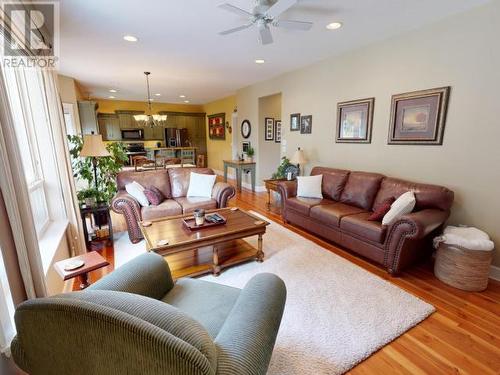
<box><xmin>80</xmin><ymin>203</ymin><xmax>113</xmax><ymax>251</ymax></box>
<box><xmin>54</xmin><ymin>251</ymin><xmax>109</xmax><ymax>289</ymax></box>
<box><xmin>263</xmin><ymin>178</ymin><xmax>287</xmax><ymax>210</ymax></box>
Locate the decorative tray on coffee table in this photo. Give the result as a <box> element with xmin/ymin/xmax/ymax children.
<box><xmin>182</xmin><ymin>213</ymin><xmax>227</xmax><ymax>231</ymax></box>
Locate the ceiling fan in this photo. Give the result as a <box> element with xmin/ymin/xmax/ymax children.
<box><xmin>218</xmin><ymin>0</ymin><xmax>313</xmax><ymax>45</ymax></box>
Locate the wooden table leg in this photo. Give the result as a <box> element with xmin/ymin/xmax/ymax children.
<box><xmin>266</xmin><ymin>188</ymin><xmax>271</xmax><ymax>210</ymax></box>
<box><xmin>78</xmin><ymin>273</ymin><xmax>90</xmax><ymax>289</ymax></box>
<box><xmin>212</xmin><ymin>246</ymin><xmax>221</xmax><ymax>276</ymax></box>
<box><xmin>256</xmin><ymin>234</ymin><xmax>264</xmax><ymax>262</ymax></box>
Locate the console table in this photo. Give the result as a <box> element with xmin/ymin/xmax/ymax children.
<box><xmin>223</xmin><ymin>160</ymin><xmax>256</xmax><ymax>192</ymax></box>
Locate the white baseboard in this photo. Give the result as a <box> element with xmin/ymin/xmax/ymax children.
<box><xmin>490</xmin><ymin>265</ymin><xmax>500</xmax><ymax>281</ymax></box>
<box><xmin>213</xmin><ymin>169</ymin><xmax>266</xmax><ymax>193</ymax></box>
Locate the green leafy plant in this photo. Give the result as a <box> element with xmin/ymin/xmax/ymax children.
<box><xmin>271</xmin><ymin>156</ymin><xmax>292</xmax><ymax>179</ymax></box>
<box><xmin>246</xmin><ymin>146</ymin><xmax>255</xmax><ymax>157</ymax></box>
<box><xmin>68</xmin><ymin>135</ymin><xmax>128</xmax><ymax>204</ymax></box>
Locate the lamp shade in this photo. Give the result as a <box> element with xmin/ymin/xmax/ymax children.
<box><xmin>80</xmin><ymin>134</ymin><xmax>110</xmax><ymax>157</ymax></box>
<box><xmin>290</xmin><ymin>148</ymin><xmax>308</xmax><ymax>165</ymax></box>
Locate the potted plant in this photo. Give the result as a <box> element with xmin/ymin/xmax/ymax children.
<box><xmin>245</xmin><ymin>146</ymin><xmax>255</xmax><ymax>162</ymax></box>
<box><xmin>271</xmin><ymin>157</ymin><xmax>292</xmax><ymax>179</ymax></box>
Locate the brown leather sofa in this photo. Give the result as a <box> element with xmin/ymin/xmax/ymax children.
<box><xmin>278</xmin><ymin>167</ymin><xmax>454</xmax><ymax>274</ymax></box>
<box><xmin>111</xmin><ymin>168</ymin><xmax>236</xmax><ymax>243</ymax></box>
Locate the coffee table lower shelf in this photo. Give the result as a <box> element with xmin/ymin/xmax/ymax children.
<box><xmin>159</xmin><ymin>239</ymin><xmax>261</xmax><ymax>279</ymax></box>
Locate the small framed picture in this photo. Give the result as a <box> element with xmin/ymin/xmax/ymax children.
<box><xmin>208</xmin><ymin>113</ymin><xmax>226</xmax><ymax>140</ymax></box>
<box><xmin>336</xmin><ymin>98</ymin><xmax>375</xmax><ymax>143</ymax></box>
<box><xmin>265</xmin><ymin>117</ymin><xmax>274</xmax><ymax>141</ymax></box>
<box><xmin>275</xmin><ymin>120</ymin><xmax>282</xmax><ymax>143</ymax></box>
<box><xmin>300</xmin><ymin>115</ymin><xmax>312</xmax><ymax>134</ymax></box>
<box><xmin>290</xmin><ymin>113</ymin><xmax>300</xmax><ymax>131</ymax></box>
<box><xmin>242</xmin><ymin>141</ymin><xmax>251</xmax><ymax>153</ymax></box>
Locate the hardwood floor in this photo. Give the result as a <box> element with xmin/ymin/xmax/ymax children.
<box><xmin>10</xmin><ymin>181</ymin><xmax>498</xmax><ymax>374</ymax></box>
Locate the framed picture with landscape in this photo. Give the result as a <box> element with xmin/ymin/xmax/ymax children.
<box><xmin>265</xmin><ymin>117</ymin><xmax>274</xmax><ymax>141</ymax></box>
<box><xmin>388</xmin><ymin>86</ymin><xmax>450</xmax><ymax>145</ymax></box>
<box><xmin>336</xmin><ymin>98</ymin><xmax>374</xmax><ymax>143</ymax></box>
<box><xmin>208</xmin><ymin>113</ymin><xmax>226</xmax><ymax>140</ymax></box>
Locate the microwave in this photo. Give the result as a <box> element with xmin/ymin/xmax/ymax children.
<box><xmin>121</xmin><ymin>129</ymin><xmax>144</xmax><ymax>140</ymax></box>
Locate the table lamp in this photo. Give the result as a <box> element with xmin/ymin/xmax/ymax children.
<box><xmin>290</xmin><ymin>147</ymin><xmax>308</xmax><ymax>175</ymax></box>
<box><xmin>79</xmin><ymin>132</ymin><xmax>110</xmax><ymax>195</ymax></box>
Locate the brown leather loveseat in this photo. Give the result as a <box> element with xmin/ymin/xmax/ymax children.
<box><xmin>112</xmin><ymin>168</ymin><xmax>236</xmax><ymax>243</ymax></box>
<box><xmin>278</xmin><ymin>167</ymin><xmax>454</xmax><ymax>274</ymax></box>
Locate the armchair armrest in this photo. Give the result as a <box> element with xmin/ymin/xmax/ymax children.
<box><xmin>87</xmin><ymin>252</ymin><xmax>174</xmax><ymax>300</ymax></box>
<box><xmin>111</xmin><ymin>190</ymin><xmax>143</xmax><ymax>243</ymax></box>
<box><xmin>212</xmin><ymin>182</ymin><xmax>236</xmax><ymax>208</ymax></box>
<box><xmin>215</xmin><ymin>273</ymin><xmax>286</xmax><ymax>375</ymax></box>
<box><xmin>384</xmin><ymin>209</ymin><xmax>450</xmax><ymax>274</ymax></box>
<box><xmin>277</xmin><ymin>180</ymin><xmax>297</xmax><ymax>200</ymax></box>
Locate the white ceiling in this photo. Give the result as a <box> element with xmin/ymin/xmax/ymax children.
<box><xmin>59</xmin><ymin>0</ymin><xmax>490</xmax><ymax>104</ymax></box>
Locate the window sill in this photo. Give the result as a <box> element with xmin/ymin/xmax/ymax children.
<box><xmin>39</xmin><ymin>220</ymin><xmax>69</xmax><ymax>275</ymax></box>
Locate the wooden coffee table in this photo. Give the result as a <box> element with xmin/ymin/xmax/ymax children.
<box><xmin>139</xmin><ymin>208</ymin><xmax>269</xmax><ymax>279</ymax></box>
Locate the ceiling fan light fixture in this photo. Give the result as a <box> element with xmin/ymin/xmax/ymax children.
<box><xmin>326</xmin><ymin>22</ymin><xmax>343</xmax><ymax>30</ymax></box>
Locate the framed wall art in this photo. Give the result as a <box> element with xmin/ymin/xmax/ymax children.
<box><xmin>388</xmin><ymin>86</ymin><xmax>450</xmax><ymax>145</ymax></box>
<box><xmin>290</xmin><ymin>113</ymin><xmax>300</xmax><ymax>131</ymax></box>
<box><xmin>208</xmin><ymin>113</ymin><xmax>226</xmax><ymax>140</ymax></box>
<box><xmin>265</xmin><ymin>117</ymin><xmax>274</xmax><ymax>141</ymax></box>
<box><xmin>300</xmin><ymin>115</ymin><xmax>312</xmax><ymax>134</ymax></box>
<box><xmin>242</xmin><ymin>141</ymin><xmax>251</xmax><ymax>153</ymax></box>
<box><xmin>275</xmin><ymin>120</ymin><xmax>282</xmax><ymax>143</ymax></box>
<box><xmin>336</xmin><ymin>98</ymin><xmax>375</xmax><ymax>143</ymax></box>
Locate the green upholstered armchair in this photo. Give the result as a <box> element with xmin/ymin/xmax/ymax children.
<box><xmin>11</xmin><ymin>253</ymin><xmax>286</xmax><ymax>375</ymax></box>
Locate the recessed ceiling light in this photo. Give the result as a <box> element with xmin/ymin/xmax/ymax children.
<box><xmin>326</xmin><ymin>22</ymin><xmax>343</xmax><ymax>30</ymax></box>
<box><xmin>109</xmin><ymin>89</ymin><xmax>117</xmax><ymax>93</ymax></box>
<box><xmin>184</xmin><ymin>100</ymin><xmax>190</xmax><ymax>103</ymax></box>
<box><xmin>255</xmin><ymin>59</ymin><xmax>265</xmax><ymax>64</ymax></box>
<box><xmin>123</xmin><ymin>35</ymin><xmax>138</xmax><ymax>42</ymax></box>
<box><xmin>108</xmin><ymin>95</ymin><xmax>115</xmax><ymax>99</ymax></box>
<box><xmin>179</xmin><ymin>95</ymin><xmax>186</xmax><ymax>98</ymax></box>
<box><xmin>149</xmin><ymin>98</ymin><xmax>154</xmax><ymax>101</ymax></box>
<box><xmin>154</xmin><ymin>93</ymin><xmax>161</xmax><ymax>96</ymax></box>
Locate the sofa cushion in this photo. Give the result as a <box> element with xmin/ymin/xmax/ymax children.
<box><xmin>168</xmin><ymin>168</ymin><xmax>215</xmax><ymax>198</ymax></box>
<box><xmin>141</xmin><ymin>199</ymin><xmax>182</xmax><ymax>220</ymax></box>
<box><xmin>340</xmin><ymin>212</ymin><xmax>388</xmax><ymax>243</ymax></box>
<box><xmin>340</xmin><ymin>171</ymin><xmax>384</xmax><ymax>210</ymax></box>
<box><xmin>117</xmin><ymin>169</ymin><xmax>172</xmax><ymax>199</ymax></box>
<box><xmin>310</xmin><ymin>202</ymin><xmax>366</xmax><ymax>227</ymax></box>
<box><xmin>296</xmin><ymin>175</ymin><xmax>323</xmax><ymax>199</ymax></box>
<box><xmin>286</xmin><ymin>197</ymin><xmax>332</xmax><ymax>216</ymax></box>
<box><xmin>175</xmin><ymin>197</ymin><xmax>217</xmax><ymax>214</ymax></box>
<box><xmin>311</xmin><ymin>167</ymin><xmax>350</xmax><ymax>201</ymax></box>
<box><xmin>144</xmin><ymin>186</ymin><xmax>165</xmax><ymax>206</ymax></box>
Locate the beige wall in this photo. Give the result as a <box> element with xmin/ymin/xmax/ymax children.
<box><xmin>258</xmin><ymin>93</ymin><xmax>282</xmax><ymax>181</ymax></box>
<box><xmin>203</xmin><ymin>95</ymin><xmax>236</xmax><ymax>172</ymax></box>
<box><xmin>57</xmin><ymin>74</ymin><xmax>82</xmax><ymax>133</ymax></box>
<box><xmin>236</xmin><ymin>1</ymin><xmax>500</xmax><ymax>267</ymax></box>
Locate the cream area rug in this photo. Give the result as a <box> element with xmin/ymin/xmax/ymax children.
<box><xmin>113</xmin><ymin>212</ymin><xmax>435</xmax><ymax>374</ymax></box>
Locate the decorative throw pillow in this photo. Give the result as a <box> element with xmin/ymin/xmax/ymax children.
<box><xmin>296</xmin><ymin>175</ymin><xmax>323</xmax><ymax>199</ymax></box>
<box><xmin>144</xmin><ymin>186</ymin><xmax>165</xmax><ymax>206</ymax></box>
<box><xmin>125</xmin><ymin>181</ymin><xmax>150</xmax><ymax>207</ymax></box>
<box><xmin>367</xmin><ymin>197</ymin><xmax>395</xmax><ymax>222</ymax></box>
<box><xmin>382</xmin><ymin>191</ymin><xmax>416</xmax><ymax>226</ymax></box>
<box><xmin>187</xmin><ymin>172</ymin><xmax>217</xmax><ymax>198</ymax></box>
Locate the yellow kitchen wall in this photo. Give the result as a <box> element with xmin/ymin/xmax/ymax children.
<box><xmin>202</xmin><ymin>95</ymin><xmax>236</xmax><ymax>172</ymax></box>
<box><xmin>95</xmin><ymin>98</ymin><xmax>204</xmax><ymax>114</ymax></box>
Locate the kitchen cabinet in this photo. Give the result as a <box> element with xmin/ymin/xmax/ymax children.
<box><xmin>78</xmin><ymin>101</ymin><xmax>99</xmax><ymax>134</ymax></box>
<box><xmin>116</xmin><ymin>110</ymin><xmax>144</xmax><ymax>129</ymax></box>
<box><xmin>144</xmin><ymin>125</ymin><xmax>164</xmax><ymax>140</ymax></box>
<box><xmin>98</xmin><ymin>113</ymin><xmax>120</xmax><ymax>141</ymax></box>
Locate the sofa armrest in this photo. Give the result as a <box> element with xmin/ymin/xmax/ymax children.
<box><xmin>111</xmin><ymin>190</ymin><xmax>143</xmax><ymax>243</ymax></box>
<box><xmin>384</xmin><ymin>209</ymin><xmax>450</xmax><ymax>274</ymax></box>
<box><xmin>215</xmin><ymin>273</ymin><xmax>286</xmax><ymax>375</ymax></box>
<box><xmin>277</xmin><ymin>180</ymin><xmax>297</xmax><ymax>200</ymax></box>
<box><xmin>87</xmin><ymin>253</ymin><xmax>174</xmax><ymax>300</ymax></box>
<box><xmin>212</xmin><ymin>182</ymin><xmax>236</xmax><ymax>208</ymax></box>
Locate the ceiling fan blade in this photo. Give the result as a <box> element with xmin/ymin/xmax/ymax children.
<box><xmin>259</xmin><ymin>26</ymin><xmax>273</xmax><ymax>45</ymax></box>
<box><xmin>266</xmin><ymin>0</ymin><xmax>298</xmax><ymax>19</ymax></box>
<box><xmin>274</xmin><ymin>20</ymin><xmax>313</xmax><ymax>31</ymax></box>
<box><xmin>218</xmin><ymin>3</ymin><xmax>252</xmax><ymax>18</ymax></box>
<box><xmin>219</xmin><ymin>23</ymin><xmax>253</xmax><ymax>35</ymax></box>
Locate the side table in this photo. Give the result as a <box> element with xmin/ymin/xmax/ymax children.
<box><xmin>53</xmin><ymin>251</ymin><xmax>109</xmax><ymax>289</ymax></box>
<box><xmin>80</xmin><ymin>203</ymin><xmax>113</xmax><ymax>251</ymax></box>
<box><xmin>263</xmin><ymin>178</ymin><xmax>287</xmax><ymax>210</ymax></box>
<box><xmin>223</xmin><ymin>159</ymin><xmax>256</xmax><ymax>192</ymax></box>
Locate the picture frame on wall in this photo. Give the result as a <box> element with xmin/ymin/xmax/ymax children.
<box><xmin>388</xmin><ymin>86</ymin><xmax>450</xmax><ymax>145</ymax></box>
<box><xmin>336</xmin><ymin>98</ymin><xmax>375</xmax><ymax>143</ymax></box>
<box><xmin>265</xmin><ymin>117</ymin><xmax>274</xmax><ymax>141</ymax></box>
<box><xmin>275</xmin><ymin>120</ymin><xmax>282</xmax><ymax>143</ymax></box>
<box><xmin>208</xmin><ymin>113</ymin><xmax>226</xmax><ymax>140</ymax></box>
<box><xmin>290</xmin><ymin>113</ymin><xmax>300</xmax><ymax>131</ymax></box>
<box><xmin>300</xmin><ymin>115</ymin><xmax>312</xmax><ymax>134</ymax></box>
<box><xmin>242</xmin><ymin>141</ymin><xmax>251</xmax><ymax>153</ymax></box>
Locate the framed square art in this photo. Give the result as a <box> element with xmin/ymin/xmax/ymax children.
<box><xmin>275</xmin><ymin>120</ymin><xmax>282</xmax><ymax>143</ymax></box>
<box><xmin>336</xmin><ymin>98</ymin><xmax>375</xmax><ymax>143</ymax></box>
<box><xmin>290</xmin><ymin>113</ymin><xmax>300</xmax><ymax>131</ymax></box>
<box><xmin>388</xmin><ymin>87</ymin><xmax>450</xmax><ymax>145</ymax></box>
<box><xmin>208</xmin><ymin>113</ymin><xmax>226</xmax><ymax>140</ymax></box>
<box><xmin>300</xmin><ymin>115</ymin><xmax>312</xmax><ymax>134</ymax></box>
<box><xmin>265</xmin><ymin>117</ymin><xmax>274</xmax><ymax>141</ymax></box>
